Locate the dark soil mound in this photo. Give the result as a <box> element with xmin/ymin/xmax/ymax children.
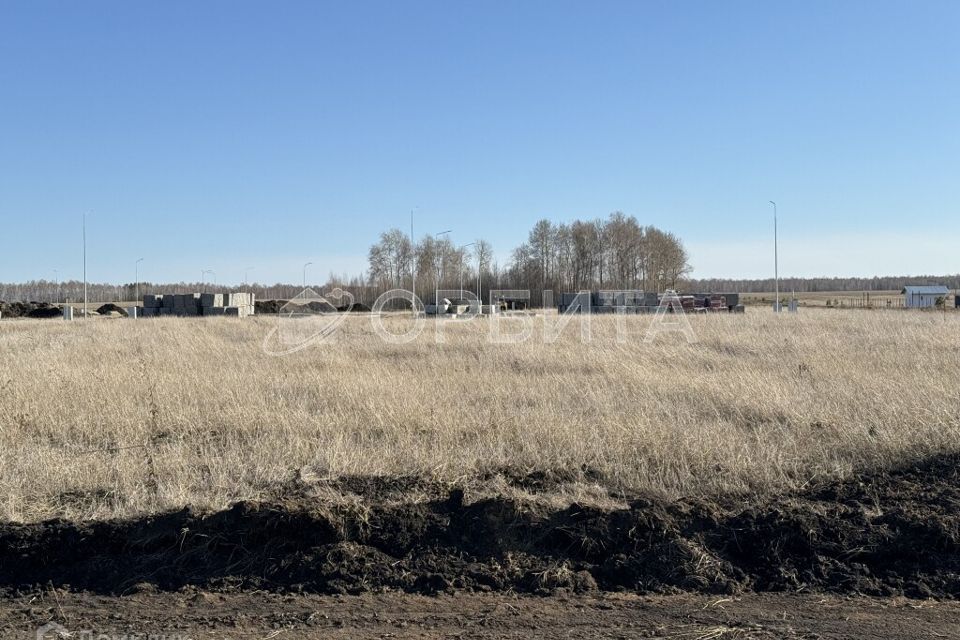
<box><xmin>1</xmin><ymin>453</ymin><xmax>958</xmax><ymax>598</ymax></box>
<box><xmin>26</xmin><ymin>304</ymin><xmax>62</xmax><ymax>319</ymax></box>
<box><xmin>337</xmin><ymin>302</ymin><xmax>371</xmax><ymax>312</ymax></box>
<box><xmin>255</xmin><ymin>299</ymin><xmax>350</xmax><ymax>314</ymax></box>
<box><xmin>0</xmin><ymin>301</ymin><xmax>30</xmax><ymax>318</ymax></box>
<box><xmin>303</xmin><ymin>300</ymin><xmax>335</xmax><ymax>313</ymax></box>
<box><xmin>255</xmin><ymin>299</ymin><xmax>287</xmax><ymax>314</ymax></box>
<box><xmin>96</xmin><ymin>303</ymin><xmax>128</xmax><ymax>317</ymax></box>
<box><xmin>1</xmin><ymin>301</ymin><xmax>63</xmax><ymax>319</ymax></box>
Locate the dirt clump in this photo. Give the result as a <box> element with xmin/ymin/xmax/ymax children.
<box><xmin>338</xmin><ymin>302</ymin><xmax>372</xmax><ymax>312</ymax></box>
<box><xmin>255</xmin><ymin>299</ymin><xmax>288</xmax><ymax>314</ymax></box>
<box><xmin>0</xmin><ymin>452</ymin><xmax>958</xmax><ymax>599</ymax></box>
<box><xmin>95</xmin><ymin>303</ymin><xmax>128</xmax><ymax>317</ymax></box>
<box><xmin>0</xmin><ymin>301</ymin><xmax>64</xmax><ymax>319</ymax></box>
<box><xmin>26</xmin><ymin>303</ymin><xmax>63</xmax><ymax>319</ymax></box>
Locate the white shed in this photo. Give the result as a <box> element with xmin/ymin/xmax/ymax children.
<box><xmin>902</xmin><ymin>285</ymin><xmax>949</xmax><ymax>309</ymax></box>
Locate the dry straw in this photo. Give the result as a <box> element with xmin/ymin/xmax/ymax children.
<box><xmin>1</xmin><ymin>309</ymin><xmax>957</xmax><ymax>522</ymax></box>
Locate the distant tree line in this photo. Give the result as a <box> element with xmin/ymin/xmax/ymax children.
<box><xmin>0</xmin><ymin>281</ymin><xmax>361</xmax><ymax>305</ymax></box>
<box><xmin>686</xmin><ymin>275</ymin><xmax>960</xmax><ymax>294</ymax></box>
<box><xmin>7</xmin><ymin>219</ymin><xmax>956</xmax><ymax>307</ymax></box>
<box><xmin>366</xmin><ymin>212</ymin><xmax>691</xmax><ymax>306</ymax></box>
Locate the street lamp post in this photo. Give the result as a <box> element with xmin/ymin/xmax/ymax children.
<box><xmin>244</xmin><ymin>267</ymin><xmax>254</xmax><ymax>287</ymax></box>
<box><xmin>410</xmin><ymin>208</ymin><xmax>418</xmax><ymax>316</ymax></box>
<box><xmin>135</xmin><ymin>258</ymin><xmax>144</xmax><ymax>305</ymax></box>
<box><xmin>303</xmin><ymin>262</ymin><xmax>313</xmax><ymax>289</ymax></box>
<box><xmin>769</xmin><ymin>201</ymin><xmax>779</xmax><ymax>312</ymax></box>
<box><xmin>83</xmin><ymin>213</ymin><xmax>88</xmax><ymax>319</ymax></box>
<box><xmin>53</xmin><ymin>269</ymin><xmax>59</xmax><ymax>305</ymax></box>
<box><xmin>202</xmin><ymin>269</ymin><xmax>213</xmax><ymax>290</ymax></box>
<box><xmin>476</xmin><ymin>249</ymin><xmax>484</xmax><ymax>310</ymax></box>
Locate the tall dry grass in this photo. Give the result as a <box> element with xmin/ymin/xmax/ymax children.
<box><xmin>1</xmin><ymin>309</ymin><xmax>958</xmax><ymax>522</ymax></box>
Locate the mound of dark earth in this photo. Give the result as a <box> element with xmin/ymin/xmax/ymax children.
<box><xmin>254</xmin><ymin>299</ymin><xmax>287</xmax><ymax>314</ymax></box>
<box><xmin>0</xmin><ymin>301</ymin><xmax>63</xmax><ymax>318</ymax></box>
<box><xmin>338</xmin><ymin>302</ymin><xmax>372</xmax><ymax>312</ymax></box>
<box><xmin>0</xmin><ymin>301</ymin><xmax>29</xmax><ymax>318</ymax></box>
<box><xmin>1</xmin><ymin>453</ymin><xmax>958</xmax><ymax>599</ymax></box>
<box><xmin>254</xmin><ymin>299</ymin><xmax>343</xmax><ymax>314</ymax></box>
<box><xmin>26</xmin><ymin>303</ymin><xmax>63</xmax><ymax>319</ymax></box>
<box><xmin>95</xmin><ymin>303</ymin><xmax>128</xmax><ymax>316</ymax></box>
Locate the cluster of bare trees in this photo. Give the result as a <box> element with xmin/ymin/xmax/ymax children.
<box><xmin>0</xmin><ymin>280</ymin><xmax>124</xmax><ymax>305</ymax></box>
<box><xmin>502</xmin><ymin>213</ymin><xmax>690</xmax><ymax>304</ymax></box>
<box><xmin>366</xmin><ymin>230</ymin><xmax>497</xmax><ymax>303</ymax></box>
<box><xmin>364</xmin><ymin>212</ymin><xmax>690</xmax><ymax>306</ymax></box>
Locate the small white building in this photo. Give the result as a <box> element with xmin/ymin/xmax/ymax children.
<box><xmin>902</xmin><ymin>285</ymin><xmax>950</xmax><ymax>309</ymax></box>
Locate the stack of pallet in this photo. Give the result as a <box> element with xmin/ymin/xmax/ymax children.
<box><xmin>140</xmin><ymin>293</ymin><xmax>256</xmax><ymax>318</ymax></box>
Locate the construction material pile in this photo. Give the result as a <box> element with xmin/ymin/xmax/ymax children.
<box><xmin>558</xmin><ymin>291</ymin><xmax>745</xmax><ymax>314</ymax></box>
<box><xmin>140</xmin><ymin>293</ymin><xmax>256</xmax><ymax>318</ymax></box>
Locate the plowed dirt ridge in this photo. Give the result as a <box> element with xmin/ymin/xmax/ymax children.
<box><xmin>2</xmin><ymin>453</ymin><xmax>958</xmax><ymax>599</ymax></box>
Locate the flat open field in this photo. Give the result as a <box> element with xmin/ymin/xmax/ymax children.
<box><xmin>3</xmin><ymin>309</ymin><xmax>958</xmax><ymax>521</ymax></box>
<box><xmin>2</xmin><ymin>309</ymin><xmax>959</xmax><ymax>635</ymax></box>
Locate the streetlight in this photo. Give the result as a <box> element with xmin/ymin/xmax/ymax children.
<box><xmin>202</xmin><ymin>269</ymin><xmax>214</xmax><ymax>289</ymax></box>
<box><xmin>769</xmin><ymin>201</ymin><xmax>779</xmax><ymax>312</ymax></box>
<box><xmin>474</xmin><ymin>245</ymin><xmax>485</xmax><ymax>309</ymax></box>
<box><xmin>410</xmin><ymin>207</ymin><xmax>418</xmax><ymax>316</ymax></box>
<box><xmin>53</xmin><ymin>269</ymin><xmax>59</xmax><ymax>305</ymax></box>
<box><xmin>244</xmin><ymin>266</ymin><xmax>254</xmax><ymax>287</ymax></box>
<box><xmin>459</xmin><ymin>242</ymin><xmax>475</xmax><ymax>300</ymax></box>
<box><xmin>135</xmin><ymin>258</ymin><xmax>144</xmax><ymax>305</ymax></box>
<box><xmin>303</xmin><ymin>262</ymin><xmax>313</xmax><ymax>289</ymax></box>
<box><xmin>83</xmin><ymin>213</ymin><xmax>88</xmax><ymax>319</ymax></box>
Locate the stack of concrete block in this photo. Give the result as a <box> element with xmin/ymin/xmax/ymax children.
<box><xmin>176</xmin><ymin>293</ymin><xmax>201</xmax><ymax>316</ymax></box>
<box><xmin>557</xmin><ymin>290</ymin><xmax>675</xmax><ymax>314</ymax></box>
<box><xmin>140</xmin><ymin>292</ymin><xmax>256</xmax><ymax>318</ymax></box>
<box><xmin>220</xmin><ymin>292</ymin><xmax>255</xmax><ymax>317</ymax></box>
<box><xmin>200</xmin><ymin>293</ymin><xmax>226</xmax><ymax>316</ymax></box>
<box><xmin>558</xmin><ymin>292</ymin><xmax>591</xmax><ymax>314</ymax></box>
<box><xmin>200</xmin><ymin>293</ymin><xmax>222</xmax><ymax>308</ymax></box>
<box><xmin>140</xmin><ymin>294</ymin><xmax>162</xmax><ymax>317</ymax></box>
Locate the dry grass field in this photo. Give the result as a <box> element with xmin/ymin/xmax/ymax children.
<box><xmin>2</xmin><ymin>309</ymin><xmax>958</xmax><ymax>524</ymax></box>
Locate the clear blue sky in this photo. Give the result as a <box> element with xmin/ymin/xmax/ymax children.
<box><xmin>2</xmin><ymin>1</ymin><xmax>958</xmax><ymax>285</ymax></box>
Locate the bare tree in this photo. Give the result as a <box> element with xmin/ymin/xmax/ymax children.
<box><xmin>368</xmin><ymin>229</ymin><xmax>413</xmax><ymax>288</ymax></box>
<box><xmin>501</xmin><ymin>213</ymin><xmax>692</xmax><ymax>302</ymax></box>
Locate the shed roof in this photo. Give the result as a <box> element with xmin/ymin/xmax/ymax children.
<box><xmin>901</xmin><ymin>285</ymin><xmax>949</xmax><ymax>295</ymax></box>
